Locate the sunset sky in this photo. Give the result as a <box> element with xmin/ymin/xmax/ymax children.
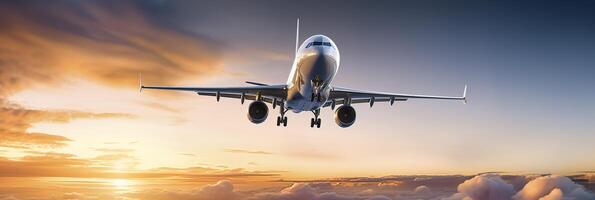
<box><xmin>1</xmin><ymin>0</ymin><xmax>594</xmax><ymax>199</ymax></box>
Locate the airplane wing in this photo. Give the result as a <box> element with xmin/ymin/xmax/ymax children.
<box><xmin>139</xmin><ymin>75</ymin><xmax>286</xmax><ymax>105</ymax></box>
<box><xmin>324</xmin><ymin>85</ymin><xmax>467</xmax><ymax>108</ymax></box>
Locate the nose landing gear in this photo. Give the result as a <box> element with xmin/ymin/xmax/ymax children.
<box><xmin>310</xmin><ymin>118</ymin><xmax>321</xmax><ymax>128</ymax></box>
<box><xmin>310</xmin><ymin>92</ymin><xmax>322</xmax><ymax>102</ymax></box>
<box><xmin>310</xmin><ymin>109</ymin><xmax>321</xmax><ymax>128</ymax></box>
<box><xmin>310</xmin><ymin>76</ymin><xmax>324</xmax><ymax>102</ymax></box>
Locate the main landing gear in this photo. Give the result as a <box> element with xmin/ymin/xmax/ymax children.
<box><xmin>276</xmin><ymin>101</ymin><xmax>288</xmax><ymax>127</ymax></box>
<box><xmin>310</xmin><ymin>109</ymin><xmax>321</xmax><ymax>128</ymax></box>
<box><xmin>277</xmin><ymin>116</ymin><xmax>287</xmax><ymax>127</ymax></box>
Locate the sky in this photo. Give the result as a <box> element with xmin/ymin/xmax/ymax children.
<box><xmin>0</xmin><ymin>0</ymin><xmax>594</xmax><ymax>199</ymax></box>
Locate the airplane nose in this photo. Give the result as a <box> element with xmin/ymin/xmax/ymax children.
<box><xmin>313</xmin><ymin>46</ymin><xmax>331</xmax><ymax>56</ymax></box>
<box><xmin>300</xmin><ymin>51</ymin><xmax>337</xmax><ymax>77</ymax></box>
<box><xmin>314</xmin><ymin>47</ymin><xmax>332</xmax><ymax>57</ymax></box>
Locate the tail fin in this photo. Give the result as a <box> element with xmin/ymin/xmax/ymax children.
<box><xmin>295</xmin><ymin>18</ymin><xmax>300</xmax><ymax>53</ymax></box>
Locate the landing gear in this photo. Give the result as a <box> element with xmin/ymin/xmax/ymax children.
<box><xmin>311</xmin><ymin>76</ymin><xmax>324</xmax><ymax>102</ymax></box>
<box><xmin>310</xmin><ymin>93</ymin><xmax>322</xmax><ymax>102</ymax></box>
<box><xmin>310</xmin><ymin>109</ymin><xmax>321</xmax><ymax>128</ymax></box>
<box><xmin>310</xmin><ymin>117</ymin><xmax>321</xmax><ymax>128</ymax></box>
<box><xmin>277</xmin><ymin>116</ymin><xmax>287</xmax><ymax>127</ymax></box>
<box><xmin>276</xmin><ymin>101</ymin><xmax>288</xmax><ymax>127</ymax></box>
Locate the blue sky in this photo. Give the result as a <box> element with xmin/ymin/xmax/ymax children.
<box><xmin>162</xmin><ymin>0</ymin><xmax>595</xmax><ymax>173</ymax></box>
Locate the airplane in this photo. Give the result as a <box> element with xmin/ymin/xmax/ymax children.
<box><xmin>140</xmin><ymin>19</ymin><xmax>467</xmax><ymax>128</ymax></box>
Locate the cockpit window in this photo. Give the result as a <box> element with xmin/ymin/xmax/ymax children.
<box><xmin>306</xmin><ymin>41</ymin><xmax>332</xmax><ymax>48</ymax></box>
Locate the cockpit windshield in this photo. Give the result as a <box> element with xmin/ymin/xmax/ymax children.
<box><xmin>306</xmin><ymin>41</ymin><xmax>332</xmax><ymax>48</ymax></box>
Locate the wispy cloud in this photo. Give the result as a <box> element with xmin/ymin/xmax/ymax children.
<box><xmin>224</xmin><ymin>149</ymin><xmax>274</xmax><ymax>155</ymax></box>
<box><xmin>93</xmin><ymin>148</ymin><xmax>135</xmax><ymax>154</ymax></box>
<box><xmin>0</xmin><ymin>1</ymin><xmax>223</xmax><ymax>98</ymax></box>
<box><xmin>0</xmin><ymin>103</ymin><xmax>132</xmax><ymax>149</ymax></box>
<box><xmin>139</xmin><ymin>101</ymin><xmax>182</xmax><ymax>113</ymax></box>
<box><xmin>283</xmin><ymin>148</ymin><xmax>340</xmax><ymax>160</ymax></box>
<box><xmin>0</xmin><ymin>153</ymin><xmax>281</xmax><ymax>180</ymax></box>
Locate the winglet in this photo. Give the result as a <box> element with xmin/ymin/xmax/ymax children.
<box><xmin>295</xmin><ymin>18</ymin><xmax>300</xmax><ymax>53</ymax></box>
<box><xmin>139</xmin><ymin>73</ymin><xmax>144</xmax><ymax>93</ymax></box>
<box><xmin>462</xmin><ymin>85</ymin><xmax>468</xmax><ymax>104</ymax></box>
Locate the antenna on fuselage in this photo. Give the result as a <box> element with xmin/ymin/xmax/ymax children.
<box><xmin>295</xmin><ymin>18</ymin><xmax>300</xmax><ymax>54</ymax></box>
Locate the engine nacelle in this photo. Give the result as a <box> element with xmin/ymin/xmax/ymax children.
<box><xmin>334</xmin><ymin>105</ymin><xmax>356</xmax><ymax>128</ymax></box>
<box><xmin>247</xmin><ymin>101</ymin><xmax>268</xmax><ymax>124</ymax></box>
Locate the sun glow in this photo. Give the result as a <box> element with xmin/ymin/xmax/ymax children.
<box><xmin>111</xmin><ymin>179</ymin><xmax>131</xmax><ymax>189</ymax></box>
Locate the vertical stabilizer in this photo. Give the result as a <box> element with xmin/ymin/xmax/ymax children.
<box><xmin>295</xmin><ymin>18</ymin><xmax>300</xmax><ymax>53</ymax></box>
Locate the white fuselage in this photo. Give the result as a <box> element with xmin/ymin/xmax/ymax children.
<box><xmin>285</xmin><ymin>35</ymin><xmax>340</xmax><ymax>113</ymax></box>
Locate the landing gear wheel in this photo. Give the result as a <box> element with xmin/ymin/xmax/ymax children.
<box><xmin>277</xmin><ymin>116</ymin><xmax>288</xmax><ymax>127</ymax></box>
<box><xmin>310</xmin><ymin>93</ymin><xmax>315</xmax><ymax>102</ymax></box>
<box><xmin>317</xmin><ymin>94</ymin><xmax>321</xmax><ymax>102</ymax></box>
<box><xmin>316</xmin><ymin>118</ymin><xmax>321</xmax><ymax>128</ymax></box>
<box><xmin>310</xmin><ymin>118</ymin><xmax>321</xmax><ymax>128</ymax></box>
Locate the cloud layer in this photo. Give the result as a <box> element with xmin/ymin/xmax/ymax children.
<box><xmin>130</xmin><ymin>174</ymin><xmax>594</xmax><ymax>200</ymax></box>
<box><xmin>0</xmin><ymin>173</ymin><xmax>592</xmax><ymax>200</ymax></box>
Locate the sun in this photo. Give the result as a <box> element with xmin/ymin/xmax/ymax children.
<box><xmin>111</xmin><ymin>179</ymin><xmax>130</xmax><ymax>188</ymax></box>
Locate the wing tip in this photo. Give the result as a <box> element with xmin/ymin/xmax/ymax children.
<box><xmin>462</xmin><ymin>85</ymin><xmax>468</xmax><ymax>104</ymax></box>
<box><xmin>139</xmin><ymin>73</ymin><xmax>144</xmax><ymax>93</ymax></box>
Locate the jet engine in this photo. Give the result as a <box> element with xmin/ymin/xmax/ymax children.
<box><xmin>247</xmin><ymin>101</ymin><xmax>268</xmax><ymax>124</ymax></box>
<box><xmin>334</xmin><ymin>105</ymin><xmax>356</xmax><ymax>128</ymax></box>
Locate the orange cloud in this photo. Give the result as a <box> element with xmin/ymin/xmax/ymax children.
<box><xmin>93</xmin><ymin>148</ymin><xmax>135</xmax><ymax>154</ymax></box>
<box><xmin>0</xmin><ymin>1</ymin><xmax>223</xmax><ymax>98</ymax></box>
<box><xmin>0</xmin><ymin>151</ymin><xmax>281</xmax><ymax>181</ymax></box>
<box><xmin>224</xmin><ymin>149</ymin><xmax>274</xmax><ymax>155</ymax></box>
<box><xmin>0</xmin><ymin>103</ymin><xmax>132</xmax><ymax>149</ymax></box>
<box><xmin>0</xmin><ymin>1</ymin><xmax>222</xmax><ymax>151</ymax></box>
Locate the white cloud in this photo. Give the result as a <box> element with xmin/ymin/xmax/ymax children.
<box><xmin>537</xmin><ymin>188</ymin><xmax>563</xmax><ymax>200</ymax></box>
<box><xmin>513</xmin><ymin>175</ymin><xmax>594</xmax><ymax>200</ymax></box>
<box><xmin>248</xmin><ymin>183</ymin><xmax>392</xmax><ymax>200</ymax></box>
<box><xmin>446</xmin><ymin>173</ymin><xmax>515</xmax><ymax>200</ymax></box>
<box><xmin>132</xmin><ymin>180</ymin><xmax>240</xmax><ymax>200</ymax></box>
<box><xmin>443</xmin><ymin>174</ymin><xmax>594</xmax><ymax>200</ymax></box>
